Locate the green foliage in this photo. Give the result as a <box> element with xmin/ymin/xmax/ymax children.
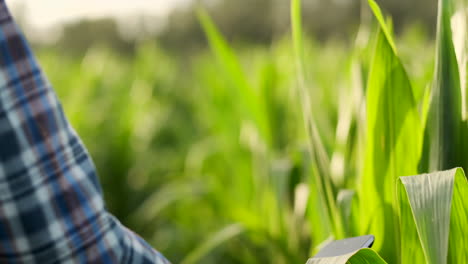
<box><xmin>361</xmin><ymin>1</ymin><xmax>421</xmax><ymax>262</ymax></box>
<box><xmin>181</xmin><ymin>224</ymin><xmax>245</xmax><ymax>264</ymax></box>
<box><xmin>420</xmin><ymin>0</ymin><xmax>463</xmax><ymax>172</ymax></box>
<box><xmin>398</xmin><ymin>168</ymin><xmax>468</xmax><ymax>264</ymax></box>
<box><xmin>291</xmin><ymin>0</ymin><xmax>344</xmax><ymax>240</ymax></box>
<box><xmin>36</xmin><ymin>0</ymin><xmax>468</xmax><ymax>262</ymax></box>
<box><xmin>307</xmin><ymin>248</ymin><xmax>387</xmax><ymax>264</ymax></box>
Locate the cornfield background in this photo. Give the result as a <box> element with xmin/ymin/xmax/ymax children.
<box><xmin>27</xmin><ymin>0</ymin><xmax>468</xmax><ymax>262</ymax></box>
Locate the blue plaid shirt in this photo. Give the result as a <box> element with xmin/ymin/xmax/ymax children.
<box><xmin>0</xmin><ymin>2</ymin><xmax>170</xmax><ymax>263</ymax></box>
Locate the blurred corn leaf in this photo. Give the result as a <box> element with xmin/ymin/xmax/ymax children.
<box><xmin>336</xmin><ymin>190</ymin><xmax>354</xmax><ymax>235</ymax></box>
<box><xmin>197</xmin><ymin>8</ymin><xmax>271</xmax><ymax>148</ymax></box>
<box><xmin>181</xmin><ymin>224</ymin><xmax>244</xmax><ymax>264</ymax></box>
<box><xmin>398</xmin><ymin>168</ymin><xmax>468</xmax><ymax>264</ymax></box>
<box><xmin>291</xmin><ymin>0</ymin><xmax>344</xmax><ymax>242</ymax></box>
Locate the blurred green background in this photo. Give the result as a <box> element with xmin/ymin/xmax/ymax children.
<box><xmin>9</xmin><ymin>0</ymin><xmax>438</xmax><ymax>263</ymax></box>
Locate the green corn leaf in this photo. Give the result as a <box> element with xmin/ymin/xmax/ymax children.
<box><xmin>291</xmin><ymin>0</ymin><xmax>344</xmax><ymax>239</ymax></box>
<box><xmin>337</xmin><ymin>190</ymin><xmax>355</xmax><ymax>236</ymax></box>
<box><xmin>452</xmin><ymin>0</ymin><xmax>468</xmax><ymax>172</ymax></box>
<box><xmin>306</xmin><ymin>248</ymin><xmax>387</xmax><ymax>264</ymax></box>
<box><xmin>197</xmin><ymin>8</ymin><xmax>272</xmax><ymax>148</ymax></box>
<box><xmin>420</xmin><ymin>0</ymin><xmax>463</xmax><ymax>172</ymax></box>
<box><xmin>181</xmin><ymin>224</ymin><xmax>245</xmax><ymax>264</ymax></box>
<box><xmin>398</xmin><ymin>168</ymin><xmax>468</xmax><ymax>264</ymax></box>
<box><xmin>447</xmin><ymin>168</ymin><xmax>468</xmax><ymax>263</ymax></box>
<box><xmin>367</xmin><ymin>0</ymin><xmax>397</xmax><ymax>52</ymax></box>
<box><xmin>361</xmin><ymin>1</ymin><xmax>422</xmax><ymax>262</ymax></box>
<box><xmin>452</xmin><ymin>0</ymin><xmax>468</xmax><ymax>119</ymax></box>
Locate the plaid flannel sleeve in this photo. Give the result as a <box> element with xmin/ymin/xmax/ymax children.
<box><xmin>0</xmin><ymin>2</ymin><xmax>170</xmax><ymax>263</ymax></box>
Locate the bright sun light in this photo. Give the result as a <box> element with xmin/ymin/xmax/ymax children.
<box><xmin>6</xmin><ymin>0</ymin><xmax>191</xmax><ymax>29</ymax></box>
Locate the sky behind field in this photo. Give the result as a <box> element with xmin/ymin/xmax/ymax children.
<box><xmin>6</xmin><ymin>0</ymin><xmax>191</xmax><ymax>29</ymax></box>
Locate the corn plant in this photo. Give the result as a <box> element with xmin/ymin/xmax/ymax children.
<box><xmin>291</xmin><ymin>0</ymin><xmax>468</xmax><ymax>262</ymax></box>
<box><xmin>194</xmin><ymin>0</ymin><xmax>468</xmax><ymax>262</ymax></box>
<box><xmin>36</xmin><ymin>0</ymin><xmax>468</xmax><ymax>262</ymax></box>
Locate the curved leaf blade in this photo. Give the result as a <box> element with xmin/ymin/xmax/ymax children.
<box><xmin>398</xmin><ymin>168</ymin><xmax>468</xmax><ymax>264</ymax></box>
<box><xmin>180</xmin><ymin>224</ymin><xmax>244</xmax><ymax>264</ymax></box>
<box><xmin>421</xmin><ymin>0</ymin><xmax>463</xmax><ymax>172</ymax></box>
<box><xmin>447</xmin><ymin>168</ymin><xmax>468</xmax><ymax>262</ymax></box>
<box><xmin>361</xmin><ymin>1</ymin><xmax>421</xmax><ymax>261</ymax></box>
<box><xmin>306</xmin><ymin>248</ymin><xmax>387</xmax><ymax>264</ymax></box>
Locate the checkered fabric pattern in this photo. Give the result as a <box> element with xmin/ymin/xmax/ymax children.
<box><xmin>0</xmin><ymin>2</ymin><xmax>170</xmax><ymax>263</ymax></box>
